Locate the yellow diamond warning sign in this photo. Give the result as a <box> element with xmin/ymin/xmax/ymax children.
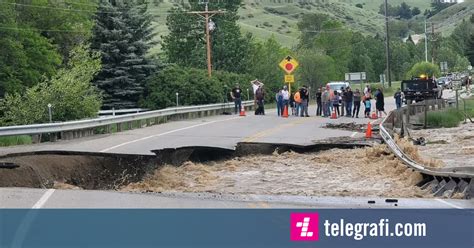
<box><xmin>279</xmin><ymin>56</ymin><xmax>299</xmax><ymax>74</ymax></box>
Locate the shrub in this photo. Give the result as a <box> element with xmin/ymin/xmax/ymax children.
<box><xmin>426</xmin><ymin>108</ymin><xmax>464</xmax><ymax>128</ymax></box>
<box><xmin>406</xmin><ymin>62</ymin><xmax>441</xmax><ymax>79</ymax></box>
<box><xmin>141</xmin><ymin>66</ymin><xmax>254</xmax><ymax>109</ymax></box>
<box><xmin>0</xmin><ymin>45</ymin><xmax>102</xmax><ymax>126</ymax></box>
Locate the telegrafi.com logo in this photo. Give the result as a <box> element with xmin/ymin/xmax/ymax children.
<box><xmin>290</xmin><ymin>213</ymin><xmax>319</xmax><ymax>241</ymax></box>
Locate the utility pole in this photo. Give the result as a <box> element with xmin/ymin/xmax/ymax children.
<box><xmin>431</xmin><ymin>22</ymin><xmax>436</xmax><ymax>64</ymax></box>
<box><xmin>424</xmin><ymin>19</ymin><xmax>428</xmax><ymax>62</ymax></box>
<box><xmin>188</xmin><ymin>1</ymin><xmax>225</xmax><ymax>78</ymax></box>
<box><xmin>384</xmin><ymin>0</ymin><xmax>392</xmax><ymax>87</ymax></box>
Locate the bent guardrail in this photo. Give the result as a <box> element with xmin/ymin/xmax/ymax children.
<box><xmin>0</xmin><ymin>101</ymin><xmax>254</xmax><ymax>142</ymax></box>
<box><xmin>379</xmin><ymin>99</ymin><xmax>473</xmax><ymax>198</ymax></box>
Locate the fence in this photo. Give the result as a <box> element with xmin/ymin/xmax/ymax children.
<box><xmin>0</xmin><ymin>101</ymin><xmax>254</xmax><ymax>143</ymax></box>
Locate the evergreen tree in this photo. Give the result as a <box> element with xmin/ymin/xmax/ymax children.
<box><xmin>91</xmin><ymin>0</ymin><xmax>155</xmax><ymax>109</ymax></box>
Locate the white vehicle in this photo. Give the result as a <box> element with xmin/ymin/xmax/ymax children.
<box><xmin>327</xmin><ymin>81</ymin><xmax>350</xmax><ymax>94</ymax></box>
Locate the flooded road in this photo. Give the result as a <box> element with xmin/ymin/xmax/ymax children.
<box><xmin>123</xmin><ymin>145</ymin><xmax>429</xmax><ymax>198</ymax></box>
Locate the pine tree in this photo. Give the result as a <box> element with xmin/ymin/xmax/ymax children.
<box><xmin>91</xmin><ymin>0</ymin><xmax>155</xmax><ymax>109</ymax></box>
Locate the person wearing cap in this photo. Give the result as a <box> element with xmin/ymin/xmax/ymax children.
<box><xmin>230</xmin><ymin>83</ymin><xmax>242</xmax><ymax>115</ymax></box>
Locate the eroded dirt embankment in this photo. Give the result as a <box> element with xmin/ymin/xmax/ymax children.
<box><xmin>122</xmin><ymin>145</ymin><xmax>429</xmax><ymax>198</ymax></box>
<box><xmin>0</xmin><ymin>153</ymin><xmax>156</xmax><ymax>189</ymax></box>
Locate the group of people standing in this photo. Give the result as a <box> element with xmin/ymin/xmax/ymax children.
<box><xmin>312</xmin><ymin>84</ymin><xmax>387</xmax><ymax>118</ymax></box>
<box><xmin>231</xmin><ymin>80</ymin><xmax>388</xmax><ymax>118</ymax></box>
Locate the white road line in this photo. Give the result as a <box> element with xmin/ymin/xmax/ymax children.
<box><xmin>100</xmin><ymin>117</ymin><xmax>240</xmax><ymax>152</ymax></box>
<box><xmin>31</xmin><ymin>189</ymin><xmax>55</xmax><ymax>209</ymax></box>
<box><xmin>435</xmin><ymin>198</ymin><xmax>464</xmax><ymax>209</ymax></box>
<box><xmin>350</xmin><ymin>132</ymin><xmax>358</xmax><ymax>138</ymax></box>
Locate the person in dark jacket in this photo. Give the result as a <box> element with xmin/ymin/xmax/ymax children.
<box><xmin>300</xmin><ymin>85</ymin><xmax>309</xmax><ymax>117</ymax></box>
<box><xmin>345</xmin><ymin>87</ymin><xmax>353</xmax><ymax>117</ymax></box>
<box><xmin>230</xmin><ymin>84</ymin><xmax>242</xmax><ymax>114</ymax></box>
<box><xmin>255</xmin><ymin>86</ymin><xmax>265</xmax><ymax>115</ymax></box>
<box><xmin>394</xmin><ymin>88</ymin><xmax>402</xmax><ymax>109</ymax></box>
<box><xmin>352</xmin><ymin>89</ymin><xmax>361</xmax><ymax>118</ymax></box>
<box><xmin>375</xmin><ymin>88</ymin><xmax>387</xmax><ymax>118</ymax></box>
<box><xmin>315</xmin><ymin>87</ymin><xmax>322</xmax><ymax>116</ymax></box>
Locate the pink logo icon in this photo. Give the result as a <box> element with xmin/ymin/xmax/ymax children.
<box><xmin>290</xmin><ymin>213</ymin><xmax>319</xmax><ymax>241</ymax></box>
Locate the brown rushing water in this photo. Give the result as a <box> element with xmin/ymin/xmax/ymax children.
<box><xmin>122</xmin><ymin>145</ymin><xmax>431</xmax><ymax>198</ymax></box>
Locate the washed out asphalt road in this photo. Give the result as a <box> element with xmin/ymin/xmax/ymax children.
<box><xmin>0</xmin><ymin>100</ymin><xmax>395</xmax><ymax>156</ymax></box>
<box><xmin>2</xmin><ymin>93</ymin><xmax>471</xmax><ymax>209</ymax></box>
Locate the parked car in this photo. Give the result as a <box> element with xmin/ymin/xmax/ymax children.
<box><xmin>327</xmin><ymin>81</ymin><xmax>350</xmax><ymax>94</ymax></box>
<box><xmin>437</xmin><ymin>77</ymin><xmax>451</xmax><ymax>89</ymax></box>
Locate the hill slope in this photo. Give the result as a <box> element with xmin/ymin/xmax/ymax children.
<box><xmin>147</xmin><ymin>0</ymin><xmax>466</xmax><ymax>53</ymax></box>
<box><xmin>428</xmin><ymin>0</ymin><xmax>474</xmax><ymax>36</ymax></box>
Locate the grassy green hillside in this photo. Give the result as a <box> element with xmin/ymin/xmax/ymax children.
<box><xmin>147</xmin><ymin>0</ymin><xmax>467</xmax><ymax>53</ymax></box>
<box><xmin>238</xmin><ymin>0</ymin><xmax>384</xmax><ymax>47</ymax></box>
<box><xmin>338</xmin><ymin>0</ymin><xmax>431</xmax><ymax>13</ymax></box>
<box><xmin>148</xmin><ymin>0</ymin><xmax>386</xmax><ymax>52</ymax></box>
<box><xmin>428</xmin><ymin>0</ymin><xmax>474</xmax><ymax>36</ymax></box>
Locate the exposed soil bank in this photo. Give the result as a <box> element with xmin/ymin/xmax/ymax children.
<box><xmin>0</xmin><ymin>152</ymin><xmax>156</xmax><ymax>189</ymax></box>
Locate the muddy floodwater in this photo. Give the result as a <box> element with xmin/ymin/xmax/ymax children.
<box><xmin>409</xmin><ymin>123</ymin><xmax>474</xmax><ymax>168</ymax></box>
<box><xmin>122</xmin><ymin>145</ymin><xmax>430</xmax><ymax>198</ymax></box>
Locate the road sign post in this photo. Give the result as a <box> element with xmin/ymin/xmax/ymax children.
<box><xmin>345</xmin><ymin>72</ymin><xmax>366</xmax><ymax>91</ymax></box>
<box><xmin>279</xmin><ymin>56</ymin><xmax>299</xmax><ymax>95</ymax></box>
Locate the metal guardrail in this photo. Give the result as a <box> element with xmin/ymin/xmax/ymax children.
<box><xmin>379</xmin><ymin>100</ymin><xmax>474</xmax><ymax>179</ymax></box>
<box><xmin>0</xmin><ymin>101</ymin><xmax>254</xmax><ymax>137</ymax></box>
<box><xmin>98</xmin><ymin>108</ymin><xmax>149</xmax><ymax>116</ymax></box>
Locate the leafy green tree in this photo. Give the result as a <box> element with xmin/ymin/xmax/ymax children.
<box><xmin>390</xmin><ymin>41</ymin><xmax>412</xmax><ymax>80</ymax></box>
<box><xmin>14</xmin><ymin>0</ymin><xmax>97</xmax><ymax>60</ymax></box>
<box><xmin>162</xmin><ymin>0</ymin><xmax>254</xmax><ymax>74</ymax></box>
<box><xmin>467</xmin><ymin>34</ymin><xmax>474</xmax><ymax>65</ymax></box>
<box><xmin>348</xmin><ymin>33</ymin><xmax>376</xmax><ymax>81</ymax></box>
<box><xmin>248</xmin><ymin>36</ymin><xmax>289</xmax><ymax>102</ymax></box>
<box><xmin>142</xmin><ymin>65</ymin><xmax>253</xmax><ymax>109</ymax></box>
<box><xmin>412</xmin><ymin>7</ymin><xmax>421</xmax><ymax>16</ymax></box>
<box><xmin>0</xmin><ymin>45</ymin><xmax>102</xmax><ymax>126</ymax></box>
<box><xmin>0</xmin><ymin>3</ymin><xmax>61</xmax><ymax>96</ymax></box>
<box><xmin>406</xmin><ymin>62</ymin><xmax>440</xmax><ymax>78</ymax></box>
<box><xmin>398</xmin><ymin>2</ymin><xmax>413</xmax><ymax>19</ymax></box>
<box><xmin>91</xmin><ymin>0</ymin><xmax>156</xmax><ymax>109</ymax></box>
<box><xmin>296</xmin><ymin>48</ymin><xmax>337</xmax><ymax>89</ymax></box>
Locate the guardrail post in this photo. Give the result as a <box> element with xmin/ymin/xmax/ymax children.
<box><xmin>31</xmin><ymin>134</ymin><xmax>41</xmax><ymax>144</ymax></box>
<box><xmin>50</xmin><ymin>133</ymin><xmax>57</xmax><ymax>142</ymax></box>
<box><xmin>117</xmin><ymin>123</ymin><xmax>122</xmax><ymax>132</ymax></box>
<box><xmin>405</xmin><ymin>101</ymin><xmax>410</xmax><ymax>125</ymax></box>
<box><xmin>424</xmin><ymin>100</ymin><xmax>428</xmax><ymax>129</ymax></box>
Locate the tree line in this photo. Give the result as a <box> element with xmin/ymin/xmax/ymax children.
<box><xmin>0</xmin><ymin>0</ymin><xmax>472</xmax><ymax>126</ymax></box>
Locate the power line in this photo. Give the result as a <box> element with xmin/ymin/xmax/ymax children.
<box><xmin>0</xmin><ymin>26</ymin><xmax>90</xmax><ymax>33</ymax></box>
<box><xmin>0</xmin><ymin>2</ymin><xmax>123</xmax><ymax>14</ymax></box>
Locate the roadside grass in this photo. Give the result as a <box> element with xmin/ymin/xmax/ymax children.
<box><xmin>426</xmin><ymin>97</ymin><xmax>474</xmax><ymax>128</ymax></box>
<box><xmin>0</xmin><ymin>135</ymin><xmax>32</xmax><ymax>147</ymax></box>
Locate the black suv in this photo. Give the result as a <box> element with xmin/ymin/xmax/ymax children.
<box><xmin>401</xmin><ymin>77</ymin><xmax>442</xmax><ymax>103</ymax></box>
